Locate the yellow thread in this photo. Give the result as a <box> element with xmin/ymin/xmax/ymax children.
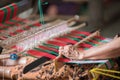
<box><xmin>90</xmin><ymin>68</ymin><xmax>120</xmax><ymax>79</ymax></box>
<box><xmin>94</xmin><ymin>68</ymin><xmax>120</xmax><ymax>73</ymax></box>
<box><xmin>93</xmin><ymin>70</ymin><xmax>120</xmax><ymax>79</ymax></box>
<box><xmin>90</xmin><ymin>69</ymin><xmax>99</xmax><ymax>80</ymax></box>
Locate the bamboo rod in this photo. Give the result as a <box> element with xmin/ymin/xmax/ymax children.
<box><xmin>74</xmin><ymin>30</ymin><xmax>100</xmax><ymax>47</ymax></box>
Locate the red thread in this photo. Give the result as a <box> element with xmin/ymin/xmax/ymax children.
<box><xmin>16</xmin><ymin>29</ymin><xmax>24</xmax><ymax>33</ymax></box>
<box><xmin>47</xmin><ymin>40</ymin><xmax>66</xmax><ymax>46</ymax></box>
<box><xmin>95</xmin><ymin>36</ymin><xmax>105</xmax><ymax>40</ymax></box>
<box><xmin>67</xmin><ymin>34</ymin><xmax>83</xmax><ymax>39</ymax></box>
<box><xmin>0</xmin><ymin>10</ymin><xmax>4</xmax><ymax>23</ymax></box>
<box><xmin>28</xmin><ymin>50</ymin><xmax>70</xmax><ymax>62</ymax></box>
<box><xmin>9</xmin><ymin>32</ymin><xmax>16</xmax><ymax>36</ymax></box>
<box><xmin>33</xmin><ymin>22</ymin><xmax>41</xmax><ymax>27</ymax></box>
<box><xmin>12</xmin><ymin>3</ymin><xmax>18</xmax><ymax>18</ymax></box>
<box><xmin>5</xmin><ymin>21</ymin><xmax>16</xmax><ymax>25</ymax></box>
<box><xmin>13</xmin><ymin>17</ymin><xmax>24</xmax><ymax>21</ymax></box>
<box><xmin>54</xmin><ymin>37</ymin><xmax>77</xmax><ymax>44</ymax></box>
<box><xmin>88</xmin><ymin>39</ymin><xmax>98</xmax><ymax>44</ymax></box>
<box><xmin>0</xmin><ymin>23</ymin><xmax>8</xmax><ymax>28</ymax></box>
<box><xmin>71</xmin><ymin>31</ymin><xmax>90</xmax><ymax>36</ymax></box>
<box><xmin>80</xmin><ymin>43</ymin><xmax>92</xmax><ymax>48</ymax></box>
<box><xmin>5</xmin><ymin>5</ymin><xmax>11</xmax><ymax>21</ymax></box>
<box><xmin>38</xmin><ymin>45</ymin><xmax>58</xmax><ymax>52</ymax></box>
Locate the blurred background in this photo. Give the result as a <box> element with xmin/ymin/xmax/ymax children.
<box><xmin>0</xmin><ymin>0</ymin><xmax>120</xmax><ymax>38</ymax></box>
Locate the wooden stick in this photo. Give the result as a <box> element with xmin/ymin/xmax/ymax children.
<box><xmin>0</xmin><ymin>54</ymin><xmax>10</xmax><ymax>59</ymax></box>
<box><xmin>74</xmin><ymin>30</ymin><xmax>100</xmax><ymax>47</ymax></box>
<box><xmin>1</xmin><ymin>48</ymin><xmax>16</xmax><ymax>54</ymax></box>
<box><xmin>67</xmin><ymin>15</ymin><xmax>79</xmax><ymax>23</ymax></box>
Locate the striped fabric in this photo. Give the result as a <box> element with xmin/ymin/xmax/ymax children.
<box><xmin>0</xmin><ymin>3</ymin><xmax>18</xmax><ymax>23</ymax></box>
<box><xmin>0</xmin><ymin>17</ymin><xmax>41</xmax><ymax>40</ymax></box>
<box><xmin>27</xmin><ymin>31</ymin><xmax>106</xmax><ymax>58</ymax></box>
<box><xmin>27</xmin><ymin>30</ymin><xmax>115</xmax><ymax>69</ymax></box>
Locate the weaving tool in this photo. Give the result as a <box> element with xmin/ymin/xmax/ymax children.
<box><xmin>1</xmin><ymin>16</ymin><xmax>84</xmax><ymax>52</ymax></box>
<box><xmin>74</xmin><ymin>30</ymin><xmax>100</xmax><ymax>47</ymax></box>
<box><xmin>0</xmin><ymin>1</ymin><xmax>83</xmax><ymax>53</ymax></box>
<box><xmin>0</xmin><ymin>2</ymin><xmax>119</xmax><ymax>80</ymax></box>
<box><xmin>1</xmin><ymin>19</ymin><xmax>62</xmax><ymax>54</ymax></box>
<box><xmin>23</xmin><ymin>30</ymin><xmax>108</xmax><ymax>74</ymax></box>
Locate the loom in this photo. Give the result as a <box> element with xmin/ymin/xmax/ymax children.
<box><xmin>0</xmin><ymin>15</ymin><xmax>86</xmax><ymax>52</ymax></box>
<box><xmin>0</xmin><ymin>0</ymin><xmax>119</xmax><ymax>80</ymax></box>
<box><xmin>0</xmin><ymin>0</ymin><xmax>87</xmax><ymax>53</ymax></box>
<box><xmin>1</xmin><ymin>30</ymin><xmax>118</xmax><ymax>80</ymax></box>
<box><xmin>26</xmin><ymin>30</ymin><xmax>107</xmax><ymax>61</ymax></box>
<box><xmin>24</xmin><ymin>30</ymin><xmax>119</xmax><ymax>80</ymax></box>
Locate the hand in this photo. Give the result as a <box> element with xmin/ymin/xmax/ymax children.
<box><xmin>59</xmin><ymin>45</ymin><xmax>84</xmax><ymax>60</ymax></box>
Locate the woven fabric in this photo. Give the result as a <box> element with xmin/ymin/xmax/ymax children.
<box><xmin>0</xmin><ymin>17</ymin><xmax>41</xmax><ymax>40</ymax></box>
<box><xmin>0</xmin><ymin>3</ymin><xmax>18</xmax><ymax>23</ymax></box>
<box><xmin>27</xmin><ymin>31</ymin><xmax>105</xmax><ymax>60</ymax></box>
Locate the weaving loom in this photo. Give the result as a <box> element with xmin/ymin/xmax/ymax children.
<box><xmin>23</xmin><ymin>30</ymin><xmax>119</xmax><ymax>80</ymax></box>
<box><xmin>0</xmin><ymin>4</ymin><xmax>66</xmax><ymax>52</ymax></box>
<box><xmin>0</xmin><ymin>0</ymin><xmax>86</xmax><ymax>52</ymax></box>
<box><xmin>0</xmin><ymin>17</ymin><xmax>85</xmax><ymax>52</ymax></box>
<box><xmin>0</xmin><ymin>30</ymin><xmax>119</xmax><ymax>80</ymax></box>
<box><xmin>0</xmin><ymin>0</ymin><xmax>120</xmax><ymax>80</ymax></box>
<box><xmin>0</xmin><ymin>0</ymin><xmax>84</xmax><ymax>52</ymax></box>
<box><xmin>0</xmin><ymin>25</ymin><xmax>119</xmax><ymax>79</ymax></box>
